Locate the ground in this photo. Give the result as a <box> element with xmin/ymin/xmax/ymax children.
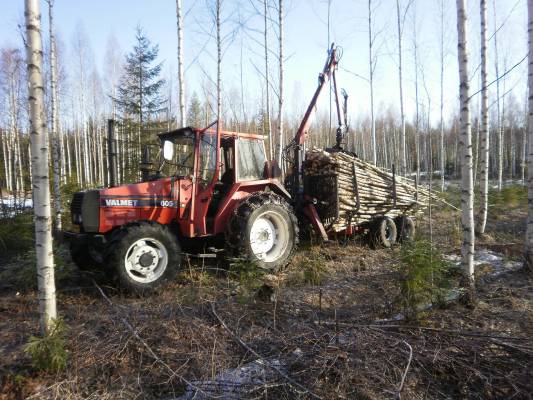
<box><xmin>0</xmin><ymin>185</ymin><xmax>531</xmax><ymax>399</ymax></box>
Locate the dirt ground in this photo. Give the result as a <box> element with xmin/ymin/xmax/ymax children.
<box><xmin>0</xmin><ymin>188</ymin><xmax>532</xmax><ymax>399</ymax></box>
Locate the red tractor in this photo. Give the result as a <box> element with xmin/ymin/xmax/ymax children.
<box><xmin>66</xmin><ymin>45</ymin><xmax>351</xmax><ymax>294</ymax></box>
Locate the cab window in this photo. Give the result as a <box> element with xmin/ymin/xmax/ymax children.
<box><xmin>198</xmin><ymin>132</ymin><xmax>217</xmax><ymax>187</ymax></box>
<box><xmin>237</xmin><ymin>138</ymin><xmax>266</xmax><ymax>181</ymax></box>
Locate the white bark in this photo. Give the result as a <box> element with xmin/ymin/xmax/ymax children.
<box><xmin>216</xmin><ymin>0</ymin><xmax>222</xmax><ymax>136</ymax></box>
<box><xmin>492</xmin><ymin>0</ymin><xmax>503</xmax><ymax>191</ymax></box>
<box><xmin>456</xmin><ymin>0</ymin><xmax>475</xmax><ymax>294</ymax></box>
<box><xmin>176</xmin><ymin>0</ymin><xmax>186</xmax><ymax>127</ymax></box>
<box><xmin>525</xmin><ymin>0</ymin><xmax>533</xmax><ymax>269</ymax></box>
<box><xmin>439</xmin><ymin>0</ymin><xmax>446</xmax><ymax>191</ymax></box>
<box><xmin>368</xmin><ymin>0</ymin><xmax>376</xmax><ymax>165</ymax></box>
<box><xmin>396</xmin><ymin>0</ymin><xmax>407</xmax><ymax>176</ymax></box>
<box><xmin>477</xmin><ymin>0</ymin><xmax>489</xmax><ymax>236</ymax></box>
<box><xmin>264</xmin><ymin>0</ymin><xmax>273</xmax><ymax>160</ymax></box>
<box><xmin>25</xmin><ymin>0</ymin><xmax>58</xmax><ymax>334</ymax></box>
<box><xmin>47</xmin><ymin>0</ymin><xmax>61</xmax><ymax>231</ymax></box>
<box><xmin>276</xmin><ymin>0</ymin><xmax>284</xmax><ymax>170</ymax></box>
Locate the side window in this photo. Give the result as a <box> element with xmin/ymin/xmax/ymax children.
<box><xmin>237</xmin><ymin>139</ymin><xmax>266</xmax><ymax>181</ymax></box>
<box><xmin>198</xmin><ymin>133</ymin><xmax>217</xmax><ymax>188</ymax></box>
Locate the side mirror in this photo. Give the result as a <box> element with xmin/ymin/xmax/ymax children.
<box><xmin>163</xmin><ymin>140</ymin><xmax>174</xmax><ymax>161</ymax></box>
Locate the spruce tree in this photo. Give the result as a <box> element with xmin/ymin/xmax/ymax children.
<box><xmin>187</xmin><ymin>92</ymin><xmax>203</xmax><ymax>127</ymax></box>
<box><xmin>116</xmin><ymin>26</ymin><xmax>165</xmax><ymax>135</ymax></box>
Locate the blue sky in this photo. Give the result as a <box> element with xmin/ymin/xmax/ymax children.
<box><xmin>0</xmin><ymin>0</ymin><xmax>528</xmax><ymax>129</ymax></box>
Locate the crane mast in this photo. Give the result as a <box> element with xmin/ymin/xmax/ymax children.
<box><xmin>288</xmin><ymin>43</ymin><xmax>348</xmax><ymax>198</ymax></box>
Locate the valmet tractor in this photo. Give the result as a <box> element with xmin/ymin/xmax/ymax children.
<box><xmin>66</xmin><ymin>45</ymin><xmax>384</xmax><ymax>294</ymax></box>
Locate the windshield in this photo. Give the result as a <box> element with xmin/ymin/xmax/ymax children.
<box><xmin>161</xmin><ymin>135</ymin><xmax>195</xmax><ymax>177</ymax></box>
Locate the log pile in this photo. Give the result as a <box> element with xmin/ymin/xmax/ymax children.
<box><xmin>303</xmin><ymin>148</ymin><xmax>435</xmax><ymax>231</ymax></box>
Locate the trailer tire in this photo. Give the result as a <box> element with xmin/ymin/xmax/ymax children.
<box><xmin>394</xmin><ymin>215</ymin><xmax>415</xmax><ymax>242</ymax></box>
<box><xmin>226</xmin><ymin>192</ymin><xmax>298</xmax><ymax>271</ymax></box>
<box><xmin>369</xmin><ymin>216</ymin><xmax>397</xmax><ymax>248</ymax></box>
<box><xmin>106</xmin><ymin>222</ymin><xmax>181</xmax><ymax>295</ymax></box>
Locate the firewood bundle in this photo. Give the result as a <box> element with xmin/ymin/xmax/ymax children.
<box><xmin>303</xmin><ymin>148</ymin><xmax>434</xmax><ymax>232</ymax></box>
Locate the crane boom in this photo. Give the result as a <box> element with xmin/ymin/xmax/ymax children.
<box><xmin>289</xmin><ymin>43</ymin><xmax>348</xmax><ymax>198</ymax></box>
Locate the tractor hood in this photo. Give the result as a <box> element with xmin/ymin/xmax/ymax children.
<box><xmin>71</xmin><ymin>177</ymin><xmax>190</xmax><ymax>234</ymax></box>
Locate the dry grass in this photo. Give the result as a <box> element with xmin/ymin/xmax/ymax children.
<box><xmin>0</xmin><ymin>184</ymin><xmax>531</xmax><ymax>399</ymax></box>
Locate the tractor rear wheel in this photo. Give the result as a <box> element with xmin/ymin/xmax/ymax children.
<box><xmin>226</xmin><ymin>192</ymin><xmax>298</xmax><ymax>271</ymax></box>
<box><xmin>369</xmin><ymin>216</ymin><xmax>397</xmax><ymax>248</ymax></box>
<box><xmin>394</xmin><ymin>215</ymin><xmax>415</xmax><ymax>242</ymax></box>
<box><xmin>106</xmin><ymin>222</ymin><xmax>181</xmax><ymax>295</ymax></box>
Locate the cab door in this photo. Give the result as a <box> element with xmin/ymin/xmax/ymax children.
<box><xmin>191</xmin><ymin>127</ymin><xmax>220</xmax><ymax>236</ymax></box>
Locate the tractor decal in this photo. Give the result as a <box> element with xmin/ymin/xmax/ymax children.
<box><xmin>101</xmin><ymin>198</ymin><xmax>176</xmax><ymax>208</ymax></box>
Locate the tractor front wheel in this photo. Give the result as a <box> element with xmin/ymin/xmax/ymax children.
<box><xmin>106</xmin><ymin>222</ymin><xmax>181</xmax><ymax>295</ymax></box>
<box><xmin>227</xmin><ymin>192</ymin><xmax>298</xmax><ymax>271</ymax></box>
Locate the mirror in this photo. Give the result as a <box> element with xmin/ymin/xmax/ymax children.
<box><xmin>163</xmin><ymin>140</ymin><xmax>174</xmax><ymax>161</ymax></box>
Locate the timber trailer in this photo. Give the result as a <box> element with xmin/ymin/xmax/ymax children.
<box><xmin>66</xmin><ymin>44</ymin><xmax>415</xmax><ymax>294</ymax></box>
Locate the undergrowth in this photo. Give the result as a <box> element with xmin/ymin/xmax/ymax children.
<box><xmin>287</xmin><ymin>246</ymin><xmax>327</xmax><ymax>286</ymax></box>
<box><xmin>24</xmin><ymin>319</ymin><xmax>68</xmax><ymax>374</ymax></box>
<box><xmin>397</xmin><ymin>238</ymin><xmax>456</xmax><ymax>321</ymax></box>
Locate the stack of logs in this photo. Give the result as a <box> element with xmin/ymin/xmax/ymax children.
<box><xmin>303</xmin><ymin>148</ymin><xmax>435</xmax><ymax>232</ymax></box>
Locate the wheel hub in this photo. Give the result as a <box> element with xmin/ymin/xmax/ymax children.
<box><xmin>249</xmin><ymin>211</ymin><xmax>290</xmax><ymax>263</ymax></box>
<box><xmin>124</xmin><ymin>238</ymin><xmax>168</xmax><ymax>283</ymax></box>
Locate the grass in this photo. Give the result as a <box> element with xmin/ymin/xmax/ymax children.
<box><xmin>0</xmin><ymin>212</ymin><xmax>34</xmax><ymax>258</ymax></box>
<box><xmin>286</xmin><ymin>246</ymin><xmax>327</xmax><ymax>286</ymax></box>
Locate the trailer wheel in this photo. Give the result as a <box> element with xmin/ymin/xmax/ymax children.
<box><xmin>227</xmin><ymin>192</ymin><xmax>298</xmax><ymax>271</ymax></box>
<box><xmin>394</xmin><ymin>215</ymin><xmax>415</xmax><ymax>242</ymax></box>
<box><xmin>106</xmin><ymin>222</ymin><xmax>181</xmax><ymax>295</ymax></box>
<box><xmin>369</xmin><ymin>216</ymin><xmax>397</xmax><ymax>248</ymax></box>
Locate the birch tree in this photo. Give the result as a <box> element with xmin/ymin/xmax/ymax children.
<box><xmin>276</xmin><ymin>0</ymin><xmax>284</xmax><ymax>169</ymax></box>
<box><xmin>456</xmin><ymin>0</ymin><xmax>475</xmax><ymax>300</ymax></box>
<box><xmin>476</xmin><ymin>0</ymin><xmax>490</xmax><ymax>235</ymax></box>
<box><xmin>25</xmin><ymin>0</ymin><xmax>58</xmax><ymax>334</ymax></box>
<box><xmin>216</xmin><ymin>0</ymin><xmax>222</xmax><ymax>135</ymax></box>
<box><xmin>525</xmin><ymin>0</ymin><xmax>533</xmax><ymax>270</ymax></box>
<box><xmin>395</xmin><ymin>0</ymin><xmax>412</xmax><ymax>176</ymax></box>
<box><xmin>439</xmin><ymin>0</ymin><xmax>446</xmax><ymax>191</ymax></box>
<box><xmin>264</xmin><ymin>0</ymin><xmax>273</xmax><ymax>159</ymax></box>
<box><xmin>368</xmin><ymin>0</ymin><xmax>376</xmax><ymax>165</ymax></box>
<box><xmin>176</xmin><ymin>0</ymin><xmax>186</xmax><ymax>127</ymax></box>
<box><xmin>493</xmin><ymin>0</ymin><xmax>503</xmax><ymax>191</ymax></box>
<box><xmin>47</xmin><ymin>0</ymin><xmax>62</xmax><ymax>231</ymax></box>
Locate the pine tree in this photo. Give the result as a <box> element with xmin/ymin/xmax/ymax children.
<box><xmin>115</xmin><ymin>26</ymin><xmax>165</xmax><ymax>141</ymax></box>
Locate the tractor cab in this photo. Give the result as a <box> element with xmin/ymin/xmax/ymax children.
<box><xmin>155</xmin><ymin>125</ymin><xmax>279</xmax><ymax>237</ymax></box>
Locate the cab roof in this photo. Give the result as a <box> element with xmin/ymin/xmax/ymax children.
<box><xmin>158</xmin><ymin>127</ymin><xmax>265</xmax><ymax>141</ymax></box>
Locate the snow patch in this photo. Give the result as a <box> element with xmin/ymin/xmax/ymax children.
<box><xmin>174</xmin><ymin>358</ymin><xmax>286</xmax><ymax>400</ymax></box>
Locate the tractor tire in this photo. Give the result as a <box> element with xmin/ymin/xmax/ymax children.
<box><xmin>105</xmin><ymin>222</ymin><xmax>181</xmax><ymax>295</ymax></box>
<box><xmin>226</xmin><ymin>192</ymin><xmax>298</xmax><ymax>271</ymax></box>
<box><xmin>369</xmin><ymin>216</ymin><xmax>397</xmax><ymax>248</ymax></box>
<box><xmin>394</xmin><ymin>215</ymin><xmax>415</xmax><ymax>243</ymax></box>
<box><xmin>70</xmin><ymin>237</ymin><xmax>103</xmax><ymax>272</ymax></box>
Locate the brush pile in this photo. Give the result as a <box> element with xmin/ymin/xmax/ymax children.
<box><xmin>303</xmin><ymin>148</ymin><xmax>434</xmax><ymax>231</ymax></box>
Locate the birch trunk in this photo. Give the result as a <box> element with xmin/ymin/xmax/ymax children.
<box><xmin>47</xmin><ymin>0</ymin><xmax>61</xmax><ymax>231</ymax></box>
<box><xmin>396</xmin><ymin>0</ymin><xmax>407</xmax><ymax>176</ymax></box>
<box><xmin>176</xmin><ymin>0</ymin><xmax>186</xmax><ymax>127</ymax></box>
<box><xmin>264</xmin><ymin>0</ymin><xmax>273</xmax><ymax>160</ymax></box>
<box><xmin>492</xmin><ymin>0</ymin><xmax>503</xmax><ymax>191</ymax></box>
<box><xmin>25</xmin><ymin>0</ymin><xmax>58</xmax><ymax>334</ymax></box>
<box><xmin>456</xmin><ymin>0</ymin><xmax>475</xmax><ymax>299</ymax></box>
<box><xmin>440</xmin><ymin>0</ymin><xmax>446</xmax><ymax>191</ymax></box>
<box><xmin>477</xmin><ymin>0</ymin><xmax>489</xmax><ymax>235</ymax></box>
<box><xmin>216</xmin><ymin>0</ymin><xmax>222</xmax><ymax>138</ymax></box>
<box><xmin>525</xmin><ymin>0</ymin><xmax>533</xmax><ymax>270</ymax></box>
<box><xmin>368</xmin><ymin>0</ymin><xmax>376</xmax><ymax>165</ymax></box>
<box><xmin>276</xmin><ymin>0</ymin><xmax>284</xmax><ymax>170</ymax></box>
